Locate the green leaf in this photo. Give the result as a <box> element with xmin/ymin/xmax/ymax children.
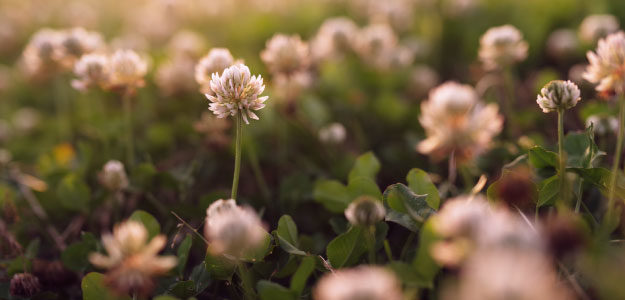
<box><xmin>290</xmin><ymin>256</ymin><xmax>316</xmax><ymax>295</ymax></box>
<box><xmin>241</xmin><ymin>229</ymin><xmax>274</xmax><ymax>262</ymax></box>
<box><xmin>570</xmin><ymin>167</ymin><xmax>625</xmax><ymax>199</ymax></box>
<box><xmin>412</xmin><ymin>220</ymin><xmax>441</xmax><ymax>288</ymax></box>
<box><xmin>169</xmin><ymin>280</ymin><xmax>196</xmax><ymax>298</ymax></box>
<box><xmin>388</xmin><ymin>261</ymin><xmax>430</xmax><ymax>288</ymax></box>
<box><xmin>276</xmin><ymin>215</ymin><xmax>306</xmax><ymax>256</ymax></box>
<box><xmin>176</xmin><ymin>234</ymin><xmax>193</xmax><ymax>276</ymax></box>
<box><xmin>385</xmin><ymin>210</ymin><xmax>419</xmax><ymax>232</ymax></box>
<box><xmin>189</xmin><ymin>262</ymin><xmax>211</xmax><ymax>295</ymax></box>
<box><xmin>313</xmin><ymin>180</ymin><xmax>351</xmax><ymax>213</ymax></box>
<box><xmin>62</xmin><ymin>233</ymin><xmax>97</xmax><ymax>272</ymax></box>
<box><xmin>528</xmin><ymin>146</ymin><xmax>558</xmax><ymax>169</ymax></box>
<box><xmin>383</xmin><ymin>183</ymin><xmax>435</xmax><ymax>223</ymax></box>
<box><xmin>57</xmin><ymin>173</ymin><xmax>90</xmax><ymax>212</ymax></box>
<box><xmin>537</xmin><ymin>175</ymin><xmax>559</xmax><ymax>207</ymax></box>
<box><xmin>81</xmin><ymin>272</ymin><xmax>131</xmax><ymax>300</ymax></box>
<box><xmin>204</xmin><ymin>251</ymin><xmax>235</xmax><ymax>280</ymax></box>
<box><xmin>406</xmin><ymin>168</ymin><xmax>440</xmax><ymax>209</ymax></box>
<box><xmin>257</xmin><ymin>280</ymin><xmax>296</xmax><ymax>300</ymax></box>
<box><xmin>347</xmin><ymin>176</ymin><xmax>382</xmax><ymax>200</ymax></box>
<box><xmin>326</xmin><ymin>226</ymin><xmax>366</xmax><ymax>268</ymax></box>
<box><xmin>348</xmin><ymin>152</ymin><xmax>381</xmax><ymax>182</ymax></box>
<box><xmin>129</xmin><ymin>210</ymin><xmax>161</xmax><ymax>239</ymax></box>
<box><xmin>564</xmin><ymin>125</ymin><xmax>602</xmax><ymax>169</ymax></box>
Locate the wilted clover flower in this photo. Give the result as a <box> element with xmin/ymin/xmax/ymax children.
<box><xmin>478</xmin><ymin>25</ymin><xmax>528</xmax><ymax>70</ymax></box>
<box><xmin>536</xmin><ymin>80</ymin><xmax>581</xmax><ymax>113</ymax></box>
<box><xmin>417</xmin><ymin>81</ymin><xmax>503</xmax><ymax>162</ymax></box>
<box><xmin>344</xmin><ymin>196</ymin><xmax>386</xmax><ymax>226</ymax></box>
<box><xmin>261</xmin><ymin>34</ymin><xmax>311</xmax><ymax>76</ymax></box>
<box><xmin>205</xmin><ymin>64</ymin><xmax>268</xmax><ymax>124</ymax></box>
<box><xmin>71</xmin><ymin>53</ymin><xmax>110</xmax><ymax>91</ymax></box>
<box><xmin>313</xmin><ymin>265</ymin><xmax>403</xmax><ymax>300</ymax></box>
<box><xmin>354</xmin><ymin>23</ymin><xmax>399</xmax><ymax>70</ymax></box>
<box><xmin>21</xmin><ymin>28</ymin><xmax>63</xmax><ymax>77</ymax></box>
<box><xmin>98</xmin><ymin>160</ymin><xmax>129</xmax><ymax>192</ymax></box>
<box><xmin>108</xmin><ymin>49</ymin><xmax>148</xmax><ymax>91</ymax></box>
<box><xmin>89</xmin><ymin>220</ymin><xmax>177</xmax><ymax>297</ymax></box>
<box><xmin>56</xmin><ymin>27</ymin><xmax>104</xmax><ymax>69</ymax></box>
<box><xmin>203</xmin><ymin>199</ymin><xmax>266</xmax><ymax>258</ymax></box>
<box><xmin>311</xmin><ymin>17</ymin><xmax>358</xmax><ymax>61</ymax></box>
<box><xmin>318</xmin><ymin>122</ymin><xmax>347</xmax><ymax>144</ymax></box>
<box><xmin>9</xmin><ymin>273</ymin><xmax>41</xmax><ymax>298</ymax></box>
<box><xmin>579</xmin><ymin>14</ymin><xmax>619</xmax><ymax>44</ymax></box>
<box><xmin>195</xmin><ymin>48</ymin><xmax>236</xmax><ymax>94</ymax></box>
<box><xmin>583</xmin><ymin>32</ymin><xmax>625</xmax><ymax>94</ymax></box>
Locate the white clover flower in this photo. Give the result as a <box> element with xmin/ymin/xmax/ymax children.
<box><xmin>21</xmin><ymin>28</ymin><xmax>63</xmax><ymax>77</ymax></box>
<box><xmin>478</xmin><ymin>25</ymin><xmax>528</xmax><ymax>70</ymax></box>
<box><xmin>408</xmin><ymin>65</ymin><xmax>439</xmax><ymax>99</ymax></box>
<box><xmin>98</xmin><ymin>160</ymin><xmax>129</xmax><ymax>192</ymax></box>
<box><xmin>431</xmin><ymin>195</ymin><xmax>491</xmax><ymax>239</ymax></box>
<box><xmin>311</xmin><ymin>17</ymin><xmax>358</xmax><ymax>62</ymax></box>
<box><xmin>579</xmin><ymin>14</ymin><xmax>619</xmax><ymax>44</ymax></box>
<box><xmin>536</xmin><ymin>80</ymin><xmax>581</xmax><ymax>113</ymax></box>
<box><xmin>205</xmin><ymin>64</ymin><xmax>268</xmax><ymax>124</ymax></box>
<box><xmin>167</xmin><ymin>30</ymin><xmax>207</xmax><ymax>59</ymax></box>
<box><xmin>344</xmin><ymin>196</ymin><xmax>386</xmax><ymax>226</ymax></box>
<box><xmin>418</xmin><ymin>81</ymin><xmax>503</xmax><ymax>162</ymax></box>
<box><xmin>203</xmin><ymin>199</ymin><xmax>266</xmax><ymax>258</ymax></box>
<box><xmin>261</xmin><ymin>34</ymin><xmax>311</xmax><ymax>76</ymax></box>
<box><xmin>313</xmin><ymin>265</ymin><xmax>403</xmax><ymax>300</ymax></box>
<box><xmin>318</xmin><ymin>122</ymin><xmax>347</xmax><ymax>144</ymax></box>
<box><xmin>195</xmin><ymin>48</ymin><xmax>236</xmax><ymax>93</ymax></box>
<box><xmin>71</xmin><ymin>53</ymin><xmax>110</xmax><ymax>91</ymax></box>
<box><xmin>583</xmin><ymin>31</ymin><xmax>625</xmax><ymax>94</ymax></box>
<box><xmin>89</xmin><ymin>220</ymin><xmax>177</xmax><ymax>297</ymax></box>
<box><xmin>546</xmin><ymin>29</ymin><xmax>579</xmax><ymax>59</ymax></box>
<box><xmin>156</xmin><ymin>56</ymin><xmax>196</xmax><ymax>96</ymax></box>
<box><xmin>56</xmin><ymin>27</ymin><xmax>104</xmax><ymax>69</ymax></box>
<box><xmin>108</xmin><ymin>49</ymin><xmax>148</xmax><ymax>91</ymax></box>
<box><xmin>354</xmin><ymin>23</ymin><xmax>399</xmax><ymax>70</ymax></box>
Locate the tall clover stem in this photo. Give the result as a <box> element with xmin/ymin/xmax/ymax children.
<box><xmin>236</xmin><ymin>262</ymin><xmax>255</xmax><ymax>300</ymax></box>
<box><xmin>122</xmin><ymin>90</ymin><xmax>134</xmax><ymax>166</ymax></box>
<box><xmin>557</xmin><ymin>108</ymin><xmax>567</xmax><ymax>206</ymax></box>
<box><xmin>607</xmin><ymin>94</ymin><xmax>625</xmax><ymax>227</ymax></box>
<box><xmin>231</xmin><ymin>113</ymin><xmax>243</xmax><ymax>200</ymax></box>
<box><xmin>364</xmin><ymin>225</ymin><xmax>376</xmax><ymax>264</ymax></box>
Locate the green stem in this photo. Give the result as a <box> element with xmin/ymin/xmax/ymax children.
<box><xmin>364</xmin><ymin>225</ymin><xmax>376</xmax><ymax>264</ymax></box>
<box><xmin>383</xmin><ymin>239</ymin><xmax>393</xmax><ymax>261</ymax></box>
<box><xmin>236</xmin><ymin>262</ymin><xmax>256</xmax><ymax>300</ymax></box>
<box><xmin>122</xmin><ymin>90</ymin><xmax>134</xmax><ymax>166</ymax></box>
<box><xmin>557</xmin><ymin>109</ymin><xmax>567</xmax><ymax>208</ymax></box>
<box><xmin>607</xmin><ymin>95</ymin><xmax>625</xmax><ymax>231</ymax></box>
<box><xmin>231</xmin><ymin>113</ymin><xmax>243</xmax><ymax>200</ymax></box>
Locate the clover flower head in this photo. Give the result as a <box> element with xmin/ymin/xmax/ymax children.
<box><xmin>583</xmin><ymin>31</ymin><xmax>625</xmax><ymax>94</ymax></box>
<box><xmin>579</xmin><ymin>14</ymin><xmax>619</xmax><ymax>44</ymax></box>
<box><xmin>479</xmin><ymin>25</ymin><xmax>528</xmax><ymax>70</ymax></box>
<box><xmin>22</xmin><ymin>28</ymin><xmax>63</xmax><ymax>77</ymax></box>
<box><xmin>98</xmin><ymin>160</ymin><xmax>129</xmax><ymax>192</ymax></box>
<box><xmin>156</xmin><ymin>56</ymin><xmax>196</xmax><ymax>96</ymax></box>
<box><xmin>354</xmin><ymin>23</ymin><xmax>399</xmax><ymax>70</ymax></box>
<box><xmin>71</xmin><ymin>53</ymin><xmax>110</xmax><ymax>91</ymax></box>
<box><xmin>546</xmin><ymin>29</ymin><xmax>579</xmax><ymax>59</ymax></box>
<box><xmin>195</xmin><ymin>48</ymin><xmax>236</xmax><ymax>93</ymax></box>
<box><xmin>536</xmin><ymin>80</ymin><xmax>581</xmax><ymax>113</ymax></box>
<box><xmin>261</xmin><ymin>34</ymin><xmax>311</xmax><ymax>76</ymax></box>
<box><xmin>10</xmin><ymin>273</ymin><xmax>41</xmax><ymax>298</ymax></box>
<box><xmin>205</xmin><ymin>64</ymin><xmax>268</xmax><ymax>124</ymax></box>
<box><xmin>311</xmin><ymin>17</ymin><xmax>358</xmax><ymax>61</ymax></box>
<box><xmin>108</xmin><ymin>49</ymin><xmax>148</xmax><ymax>91</ymax></box>
<box><xmin>344</xmin><ymin>196</ymin><xmax>386</xmax><ymax>226</ymax></box>
<box><xmin>318</xmin><ymin>122</ymin><xmax>347</xmax><ymax>144</ymax></box>
<box><xmin>57</xmin><ymin>27</ymin><xmax>104</xmax><ymax>69</ymax></box>
<box><xmin>167</xmin><ymin>30</ymin><xmax>207</xmax><ymax>59</ymax></box>
<box><xmin>313</xmin><ymin>265</ymin><xmax>403</xmax><ymax>300</ymax></box>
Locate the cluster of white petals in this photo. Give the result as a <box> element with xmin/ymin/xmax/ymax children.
<box><xmin>71</xmin><ymin>53</ymin><xmax>110</xmax><ymax>91</ymax></box>
<box><xmin>583</xmin><ymin>31</ymin><xmax>625</xmax><ymax>94</ymax></box>
<box><xmin>478</xmin><ymin>25</ymin><xmax>528</xmax><ymax>70</ymax></box>
<box><xmin>536</xmin><ymin>80</ymin><xmax>581</xmax><ymax>113</ymax></box>
<box><xmin>205</xmin><ymin>64</ymin><xmax>268</xmax><ymax>124</ymax></box>
<box><xmin>108</xmin><ymin>49</ymin><xmax>148</xmax><ymax>90</ymax></box>
<box><xmin>203</xmin><ymin>199</ymin><xmax>266</xmax><ymax>258</ymax></box>
<box><xmin>195</xmin><ymin>48</ymin><xmax>237</xmax><ymax>94</ymax></box>
<box><xmin>261</xmin><ymin>34</ymin><xmax>311</xmax><ymax>76</ymax></box>
<box><xmin>579</xmin><ymin>14</ymin><xmax>619</xmax><ymax>44</ymax></box>
<box><xmin>417</xmin><ymin>81</ymin><xmax>503</xmax><ymax>162</ymax></box>
<box><xmin>311</xmin><ymin>17</ymin><xmax>359</xmax><ymax>61</ymax></box>
<box><xmin>313</xmin><ymin>265</ymin><xmax>403</xmax><ymax>300</ymax></box>
<box><xmin>318</xmin><ymin>122</ymin><xmax>347</xmax><ymax>144</ymax></box>
<box><xmin>354</xmin><ymin>23</ymin><xmax>399</xmax><ymax>70</ymax></box>
<box><xmin>98</xmin><ymin>160</ymin><xmax>129</xmax><ymax>192</ymax></box>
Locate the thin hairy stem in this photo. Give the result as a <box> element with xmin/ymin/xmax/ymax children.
<box><xmin>231</xmin><ymin>113</ymin><xmax>243</xmax><ymax>200</ymax></box>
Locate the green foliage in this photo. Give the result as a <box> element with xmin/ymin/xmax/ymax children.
<box><xmin>313</xmin><ymin>180</ymin><xmax>351</xmax><ymax>213</ymax></box>
<box><xmin>326</xmin><ymin>226</ymin><xmax>367</xmax><ymax>269</ymax></box>
<box><xmin>62</xmin><ymin>232</ymin><xmax>98</xmax><ymax>272</ymax></box>
<box><xmin>290</xmin><ymin>256</ymin><xmax>316</xmax><ymax>296</ymax></box>
<box><xmin>348</xmin><ymin>152</ymin><xmax>381</xmax><ymax>182</ymax></box>
<box><xmin>57</xmin><ymin>173</ymin><xmax>90</xmax><ymax>212</ymax></box>
<box><xmin>81</xmin><ymin>272</ymin><xmax>131</xmax><ymax>300</ymax></box>
<box><xmin>275</xmin><ymin>215</ymin><xmax>307</xmax><ymax>256</ymax></box>
<box><xmin>411</xmin><ymin>220</ymin><xmax>441</xmax><ymax>288</ymax></box>
<box><xmin>176</xmin><ymin>234</ymin><xmax>193</xmax><ymax>276</ymax></box>
<box><xmin>257</xmin><ymin>280</ymin><xmax>296</xmax><ymax>300</ymax></box>
<box><xmin>129</xmin><ymin>210</ymin><xmax>161</xmax><ymax>239</ymax></box>
<box><xmin>406</xmin><ymin>168</ymin><xmax>440</xmax><ymax>209</ymax></box>
<box><xmin>528</xmin><ymin>146</ymin><xmax>558</xmax><ymax>169</ymax></box>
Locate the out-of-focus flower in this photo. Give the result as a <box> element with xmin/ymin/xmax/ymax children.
<box><xmin>0</xmin><ymin>148</ymin><xmax>11</xmax><ymax>165</ymax></box>
<box><xmin>98</xmin><ymin>160</ymin><xmax>129</xmax><ymax>192</ymax></box>
<box><xmin>478</xmin><ymin>25</ymin><xmax>528</xmax><ymax>70</ymax></box>
<box><xmin>56</xmin><ymin>27</ymin><xmax>104</xmax><ymax>70</ymax></box>
<box><xmin>194</xmin><ymin>111</ymin><xmax>231</xmax><ymax>148</ymax></box>
<box><xmin>408</xmin><ymin>65</ymin><xmax>439</xmax><ymax>99</ymax></box>
<box><xmin>311</xmin><ymin>17</ymin><xmax>358</xmax><ymax>62</ymax></box>
<box><xmin>12</xmin><ymin>107</ymin><xmax>40</xmax><ymax>133</ymax></box>
<box><xmin>568</xmin><ymin>63</ymin><xmax>588</xmax><ymax>84</ymax></box>
<box><xmin>431</xmin><ymin>195</ymin><xmax>491</xmax><ymax>239</ymax></box>
<box><xmin>205</xmin><ymin>64</ymin><xmax>268</xmax><ymax>124</ymax></box>
<box><xmin>22</xmin><ymin>28</ymin><xmax>63</xmax><ymax>77</ymax></box>
<box><xmin>546</xmin><ymin>29</ymin><xmax>579</xmax><ymax>59</ymax></box>
<box><xmin>417</xmin><ymin>82</ymin><xmax>503</xmax><ymax>162</ymax></box>
<box><xmin>445</xmin><ymin>249</ymin><xmax>573</xmax><ymax>300</ymax></box>
<box><xmin>586</xmin><ymin>114</ymin><xmax>618</xmax><ymax>135</ymax></box>
<box><xmin>203</xmin><ymin>199</ymin><xmax>266</xmax><ymax>258</ymax></box>
<box><xmin>583</xmin><ymin>31</ymin><xmax>625</xmax><ymax>94</ymax></box>
<box><xmin>261</xmin><ymin>34</ymin><xmax>311</xmax><ymax>76</ymax></box>
<box><xmin>344</xmin><ymin>196</ymin><xmax>386</xmax><ymax>226</ymax></box>
<box><xmin>108</xmin><ymin>49</ymin><xmax>148</xmax><ymax>91</ymax></box>
<box><xmin>489</xmin><ymin>166</ymin><xmax>537</xmax><ymax>212</ymax></box>
<box><xmin>441</xmin><ymin>0</ymin><xmax>478</xmax><ymax>17</ymax></box>
<box><xmin>349</xmin><ymin>0</ymin><xmax>415</xmax><ymax>32</ymax></box>
<box><xmin>167</xmin><ymin>30</ymin><xmax>207</xmax><ymax>59</ymax></box>
<box><xmin>536</xmin><ymin>80</ymin><xmax>581</xmax><ymax>113</ymax></box>
<box><xmin>579</xmin><ymin>14</ymin><xmax>619</xmax><ymax>44</ymax></box>
<box><xmin>53</xmin><ymin>143</ymin><xmax>76</xmax><ymax>167</ymax></box>
<box><xmin>195</xmin><ymin>48</ymin><xmax>236</xmax><ymax>94</ymax></box>
<box><xmin>71</xmin><ymin>53</ymin><xmax>110</xmax><ymax>91</ymax></box>
<box><xmin>156</xmin><ymin>56</ymin><xmax>197</xmax><ymax>96</ymax></box>
<box><xmin>540</xmin><ymin>213</ymin><xmax>587</xmax><ymax>259</ymax></box>
<box><xmin>313</xmin><ymin>265</ymin><xmax>403</xmax><ymax>300</ymax></box>
<box><xmin>354</xmin><ymin>23</ymin><xmax>398</xmax><ymax>70</ymax></box>
<box><xmin>89</xmin><ymin>220</ymin><xmax>177</xmax><ymax>297</ymax></box>
<box><xmin>318</xmin><ymin>122</ymin><xmax>347</xmax><ymax>144</ymax></box>
<box><xmin>10</xmin><ymin>273</ymin><xmax>41</xmax><ymax>298</ymax></box>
